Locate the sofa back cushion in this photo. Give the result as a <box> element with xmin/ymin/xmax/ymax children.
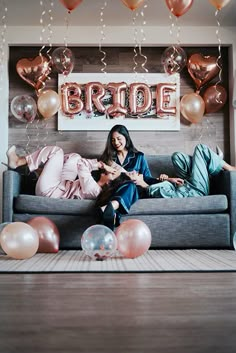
<box><xmin>146</xmin><ymin>155</ymin><xmax>175</xmax><ymax>178</ymax></box>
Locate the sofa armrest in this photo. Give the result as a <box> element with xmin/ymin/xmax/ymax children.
<box><xmin>2</xmin><ymin>170</ymin><xmax>21</xmax><ymax>222</ymax></box>
<box><xmin>211</xmin><ymin>170</ymin><xmax>236</xmax><ymax>245</ymax></box>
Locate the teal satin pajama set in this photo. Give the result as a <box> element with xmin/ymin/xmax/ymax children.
<box><xmin>147</xmin><ymin>144</ymin><xmax>224</xmax><ymax>199</ymax></box>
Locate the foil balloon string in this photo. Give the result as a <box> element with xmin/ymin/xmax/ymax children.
<box><xmin>38</xmin><ymin>0</ymin><xmax>52</xmax><ymax>96</ymax></box>
<box><xmin>41</xmin><ymin>121</ymin><xmax>49</xmax><ymax>146</ymax></box>
<box><xmin>132</xmin><ymin>4</ymin><xmax>148</xmax><ymax>80</ymax></box>
<box><xmin>99</xmin><ymin>1</ymin><xmax>108</xmax><ymax>75</ymax></box>
<box><xmin>138</xmin><ymin>4</ymin><xmax>148</xmax><ymax>75</ymax></box>
<box><xmin>214</xmin><ymin>9</ymin><xmax>223</xmax><ymax>104</ymax></box>
<box><xmin>132</xmin><ymin>13</ymin><xmax>139</xmax><ymax>81</ymax></box>
<box><xmin>0</xmin><ymin>1</ymin><xmax>7</xmax><ymax>88</ymax></box>
<box><xmin>45</xmin><ymin>1</ymin><xmax>54</xmax><ymax>63</ymax></box>
<box><xmin>169</xmin><ymin>11</ymin><xmax>181</xmax><ymax>45</ymax></box>
<box><xmin>63</xmin><ymin>8</ymin><xmax>70</xmax><ymax>48</ymax></box>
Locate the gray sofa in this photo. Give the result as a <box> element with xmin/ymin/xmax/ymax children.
<box><xmin>2</xmin><ymin>155</ymin><xmax>236</xmax><ymax>249</ymax></box>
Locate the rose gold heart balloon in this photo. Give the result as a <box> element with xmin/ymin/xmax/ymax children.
<box><xmin>16</xmin><ymin>55</ymin><xmax>51</xmax><ymax>92</ymax></box>
<box><xmin>187</xmin><ymin>54</ymin><xmax>220</xmax><ymax>91</ymax></box>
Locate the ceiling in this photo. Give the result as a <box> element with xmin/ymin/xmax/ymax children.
<box><xmin>4</xmin><ymin>0</ymin><xmax>236</xmax><ymax>27</ymax></box>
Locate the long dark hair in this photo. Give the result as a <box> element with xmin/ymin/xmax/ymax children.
<box><xmin>95</xmin><ymin>172</ymin><xmax>131</xmax><ymax>207</ymax></box>
<box><xmin>100</xmin><ymin>124</ymin><xmax>138</xmax><ymax>164</ymax></box>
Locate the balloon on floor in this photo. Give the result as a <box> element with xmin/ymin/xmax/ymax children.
<box><xmin>81</xmin><ymin>224</ymin><xmax>117</xmax><ymax>260</ymax></box>
<box><xmin>0</xmin><ymin>222</ymin><xmax>39</xmax><ymax>259</ymax></box>
<box><xmin>116</xmin><ymin>219</ymin><xmax>152</xmax><ymax>259</ymax></box>
<box><xmin>27</xmin><ymin>216</ymin><xmax>60</xmax><ymax>253</ymax></box>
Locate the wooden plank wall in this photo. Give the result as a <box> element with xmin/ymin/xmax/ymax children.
<box><xmin>8</xmin><ymin>46</ymin><xmax>230</xmax><ymax>160</ymax></box>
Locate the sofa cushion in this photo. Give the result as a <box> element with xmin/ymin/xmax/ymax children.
<box><xmin>14</xmin><ymin>195</ymin><xmax>96</xmax><ymax>215</ymax></box>
<box><xmin>14</xmin><ymin>194</ymin><xmax>228</xmax><ymax>216</ymax></box>
<box><xmin>128</xmin><ymin>195</ymin><xmax>228</xmax><ymax>215</ymax></box>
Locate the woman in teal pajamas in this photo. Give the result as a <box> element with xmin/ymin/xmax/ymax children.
<box><xmin>135</xmin><ymin>144</ymin><xmax>236</xmax><ymax>198</ymax></box>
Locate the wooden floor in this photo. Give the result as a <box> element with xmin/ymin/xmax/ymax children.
<box><xmin>0</xmin><ymin>273</ymin><xmax>236</xmax><ymax>353</ymax></box>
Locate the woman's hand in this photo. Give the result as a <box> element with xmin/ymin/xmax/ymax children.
<box><xmin>127</xmin><ymin>172</ymin><xmax>148</xmax><ymax>188</ymax></box>
<box><xmin>168</xmin><ymin>177</ymin><xmax>184</xmax><ymax>186</ymax></box>
<box><xmin>98</xmin><ymin>161</ymin><xmax>117</xmax><ymax>174</ymax></box>
<box><xmin>158</xmin><ymin>174</ymin><xmax>169</xmax><ymax>181</ymax></box>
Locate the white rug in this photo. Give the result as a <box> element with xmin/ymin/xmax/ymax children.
<box><xmin>1</xmin><ymin>249</ymin><xmax>236</xmax><ymax>272</ymax></box>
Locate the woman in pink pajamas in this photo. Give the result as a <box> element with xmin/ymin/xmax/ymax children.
<box><xmin>6</xmin><ymin>145</ymin><xmax>119</xmax><ymax>200</ymax></box>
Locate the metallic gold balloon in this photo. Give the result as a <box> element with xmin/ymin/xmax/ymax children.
<box><xmin>37</xmin><ymin>89</ymin><xmax>61</xmax><ymax>120</ymax></box>
<box><xmin>0</xmin><ymin>222</ymin><xmax>39</xmax><ymax>259</ymax></box>
<box><xmin>180</xmin><ymin>92</ymin><xmax>205</xmax><ymax>124</ymax></box>
<box><xmin>27</xmin><ymin>217</ymin><xmax>60</xmax><ymax>253</ymax></box>
<box><xmin>116</xmin><ymin>219</ymin><xmax>152</xmax><ymax>259</ymax></box>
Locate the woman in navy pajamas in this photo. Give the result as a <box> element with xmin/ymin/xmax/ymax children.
<box><xmin>97</xmin><ymin>124</ymin><xmax>165</xmax><ymax>230</ymax></box>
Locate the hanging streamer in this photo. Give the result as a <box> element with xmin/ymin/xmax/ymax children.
<box><xmin>161</xmin><ymin>7</ymin><xmax>187</xmax><ymax>75</ymax></box>
<box><xmin>0</xmin><ymin>1</ymin><xmax>7</xmax><ymax>88</ymax></box>
<box><xmin>99</xmin><ymin>1</ymin><xmax>108</xmax><ymax>75</ymax></box>
<box><xmin>214</xmin><ymin>8</ymin><xmax>223</xmax><ymax>105</ymax></box>
<box><xmin>130</xmin><ymin>2</ymin><xmax>150</xmax><ymax>118</ymax></box>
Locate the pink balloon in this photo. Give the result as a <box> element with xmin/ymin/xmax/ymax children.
<box><xmin>115</xmin><ymin>219</ymin><xmax>152</xmax><ymax>259</ymax></box>
<box><xmin>0</xmin><ymin>222</ymin><xmax>39</xmax><ymax>259</ymax></box>
<box><xmin>27</xmin><ymin>216</ymin><xmax>60</xmax><ymax>253</ymax></box>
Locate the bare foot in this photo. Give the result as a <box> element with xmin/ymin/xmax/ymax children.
<box><xmin>6</xmin><ymin>146</ymin><xmax>19</xmax><ymax>169</ymax></box>
<box><xmin>223</xmin><ymin>162</ymin><xmax>236</xmax><ymax>171</ymax></box>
